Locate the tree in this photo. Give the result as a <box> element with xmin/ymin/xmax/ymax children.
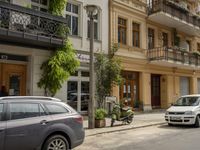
<box><xmin>38</xmin><ymin>40</ymin><xmax>80</xmax><ymax>96</ymax></box>
<box><xmin>95</xmin><ymin>45</ymin><xmax>122</xmax><ymax>108</ymax></box>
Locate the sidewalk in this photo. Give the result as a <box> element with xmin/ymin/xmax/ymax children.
<box><xmin>83</xmin><ymin>112</ymin><xmax>166</xmax><ymax>137</ymax></box>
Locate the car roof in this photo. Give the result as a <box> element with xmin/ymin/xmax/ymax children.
<box><xmin>0</xmin><ymin>96</ymin><xmax>61</xmax><ymax>102</ymax></box>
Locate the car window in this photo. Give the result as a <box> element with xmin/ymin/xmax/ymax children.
<box><xmin>45</xmin><ymin>103</ymin><xmax>69</xmax><ymax>115</ymax></box>
<box><xmin>10</xmin><ymin>103</ymin><xmax>40</xmax><ymax>120</ymax></box>
<box><xmin>0</xmin><ymin>104</ymin><xmax>3</xmax><ymax>121</ymax></box>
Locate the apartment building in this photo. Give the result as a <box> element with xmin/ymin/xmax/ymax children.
<box><xmin>0</xmin><ymin>0</ymin><xmax>109</xmax><ymax>113</ymax></box>
<box><xmin>110</xmin><ymin>0</ymin><xmax>200</xmax><ymax>111</ymax></box>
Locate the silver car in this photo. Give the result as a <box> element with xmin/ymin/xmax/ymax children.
<box><xmin>0</xmin><ymin>96</ymin><xmax>85</xmax><ymax>150</ymax></box>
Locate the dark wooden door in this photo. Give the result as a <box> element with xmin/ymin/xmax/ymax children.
<box><xmin>151</xmin><ymin>75</ymin><xmax>161</xmax><ymax>108</ymax></box>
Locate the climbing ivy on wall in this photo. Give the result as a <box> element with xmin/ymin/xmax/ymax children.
<box><xmin>38</xmin><ymin>0</ymin><xmax>80</xmax><ymax>96</ymax></box>
<box><xmin>49</xmin><ymin>0</ymin><xmax>67</xmax><ymax>16</ymax></box>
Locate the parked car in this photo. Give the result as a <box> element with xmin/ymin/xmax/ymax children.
<box><xmin>0</xmin><ymin>96</ymin><xmax>85</xmax><ymax>150</ymax></box>
<box><xmin>165</xmin><ymin>95</ymin><xmax>200</xmax><ymax>127</ymax></box>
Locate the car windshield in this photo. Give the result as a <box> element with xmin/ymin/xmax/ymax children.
<box><xmin>173</xmin><ymin>97</ymin><xmax>200</xmax><ymax>106</ymax></box>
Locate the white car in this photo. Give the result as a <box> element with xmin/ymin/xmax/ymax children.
<box><xmin>165</xmin><ymin>95</ymin><xmax>200</xmax><ymax>127</ymax></box>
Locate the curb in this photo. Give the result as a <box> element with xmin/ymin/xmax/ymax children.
<box><xmin>85</xmin><ymin>122</ymin><xmax>166</xmax><ymax>137</ymax></box>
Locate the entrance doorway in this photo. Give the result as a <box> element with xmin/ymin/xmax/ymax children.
<box><xmin>120</xmin><ymin>80</ymin><xmax>135</xmax><ymax>107</ymax></box>
<box><xmin>151</xmin><ymin>74</ymin><xmax>161</xmax><ymax>108</ymax></box>
<box><xmin>0</xmin><ymin>63</ymin><xmax>26</xmax><ymax>96</ymax></box>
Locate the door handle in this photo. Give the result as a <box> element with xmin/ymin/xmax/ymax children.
<box><xmin>40</xmin><ymin>120</ymin><xmax>48</xmax><ymax>125</ymax></box>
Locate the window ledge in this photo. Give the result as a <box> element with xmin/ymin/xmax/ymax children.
<box><xmin>87</xmin><ymin>38</ymin><xmax>102</xmax><ymax>43</ymax></box>
<box><xmin>68</xmin><ymin>35</ymin><xmax>82</xmax><ymax>39</ymax></box>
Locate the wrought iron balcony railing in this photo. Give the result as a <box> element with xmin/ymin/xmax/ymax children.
<box><xmin>147</xmin><ymin>47</ymin><xmax>200</xmax><ymax>67</ymax></box>
<box><xmin>147</xmin><ymin>0</ymin><xmax>200</xmax><ymax>28</ymax></box>
<box><xmin>0</xmin><ymin>1</ymin><xmax>68</xmax><ymax>47</ymax></box>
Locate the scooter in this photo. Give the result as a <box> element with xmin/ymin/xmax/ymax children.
<box><xmin>110</xmin><ymin>100</ymin><xmax>134</xmax><ymax>127</ymax></box>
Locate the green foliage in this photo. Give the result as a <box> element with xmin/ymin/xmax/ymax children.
<box><xmin>95</xmin><ymin>45</ymin><xmax>122</xmax><ymax>108</ymax></box>
<box><xmin>56</xmin><ymin>23</ymin><xmax>69</xmax><ymax>39</ymax></box>
<box><xmin>49</xmin><ymin>0</ymin><xmax>67</xmax><ymax>16</ymax></box>
<box><xmin>95</xmin><ymin>108</ymin><xmax>107</xmax><ymax>120</ymax></box>
<box><xmin>37</xmin><ymin>40</ymin><xmax>80</xmax><ymax>96</ymax></box>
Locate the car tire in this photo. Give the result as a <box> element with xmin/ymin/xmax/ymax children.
<box><xmin>42</xmin><ymin>135</ymin><xmax>69</xmax><ymax>150</ymax></box>
<box><xmin>168</xmin><ymin>123</ymin><xmax>173</xmax><ymax>126</ymax></box>
<box><xmin>194</xmin><ymin>115</ymin><xmax>200</xmax><ymax>128</ymax></box>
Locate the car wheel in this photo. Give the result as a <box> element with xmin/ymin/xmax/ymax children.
<box><xmin>168</xmin><ymin>123</ymin><xmax>173</xmax><ymax>126</ymax></box>
<box><xmin>43</xmin><ymin>135</ymin><xmax>69</xmax><ymax>150</ymax></box>
<box><xmin>194</xmin><ymin>115</ymin><xmax>200</xmax><ymax>128</ymax></box>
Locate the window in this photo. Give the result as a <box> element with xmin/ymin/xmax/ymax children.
<box><xmin>88</xmin><ymin>14</ymin><xmax>99</xmax><ymax>40</ymax></box>
<box><xmin>10</xmin><ymin>103</ymin><xmax>40</xmax><ymax>120</ymax></box>
<box><xmin>66</xmin><ymin>3</ymin><xmax>79</xmax><ymax>36</ymax></box>
<box><xmin>81</xmin><ymin>82</ymin><xmax>89</xmax><ymax>111</ymax></box>
<box><xmin>31</xmin><ymin>0</ymin><xmax>48</xmax><ymax>12</ymax></box>
<box><xmin>67</xmin><ymin>81</ymin><xmax>78</xmax><ymax>110</ymax></box>
<box><xmin>162</xmin><ymin>32</ymin><xmax>168</xmax><ymax>47</ymax></box>
<box><xmin>132</xmin><ymin>22</ymin><xmax>140</xmax><ymax>47</ymax></box>
<box><xmin>0</xmin><ymin>104</ymin><xmax>3</xmax><ymax>121</ymax></box>
<box><xmin>197</xmin><ymin>43</ymin><xmax>200</xmax><ymax>52</ymax></box>
<box><xmin>81</xmin><ymin>71</ymin><xmax>89</xmax><ymax>77</ymax></box>
<box><xmin>148</xmin><ymin>28</ymin><xmax>155</xmax><ymax>49</ymax></box>
<box><xmin>45</xmin><ymin>104</ymin><xmax>69</xmax><ymax>115</ymax></box>
<box><xmin>118</xmin><ymin>18</ymin><xmax>127</xmax><ymax>44</ymax></box>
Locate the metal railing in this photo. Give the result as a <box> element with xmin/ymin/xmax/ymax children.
<box><xmin>147</xmin><ymin>0</ymin><xmax>200</xmax><ymax>28</ymax></box>
<box><xmin>147</xmin><ymin>47</ymin><xmax>200</xmax><ymax>66</ymax></box>
<box><xmin>0</xmin><ymin>1</ymin><xmax>68</xmax><ymax>40</ymax></box>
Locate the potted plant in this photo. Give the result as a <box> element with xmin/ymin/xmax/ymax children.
<box><xmin>95</xmin><ymin>108</ymin><xmax>107</xmax><ymax>128</ymax></box>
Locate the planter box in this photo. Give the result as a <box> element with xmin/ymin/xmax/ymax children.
<box><xmin>95</xmin><ymin>119</ymin><xmax>106</xmax><ymax>128</ymax></box>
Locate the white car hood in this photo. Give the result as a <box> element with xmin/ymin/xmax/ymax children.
<box><xmin>167</xmin><ymin>106</ymin><xmax>197</xmax><ymax>112</ymax></box>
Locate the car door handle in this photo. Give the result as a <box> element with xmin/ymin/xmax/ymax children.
<box><xmin>40</xmin><ymin>120</ymin><xmax>49</xmax><ymax>125</ymax></box>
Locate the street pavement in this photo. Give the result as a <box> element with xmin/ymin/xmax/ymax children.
<box><xmin>75</xmin><ymin>124</ymin><xmax>200</xmax><ymax>150</ymax></box>
<box><xmin>83</xmin><ymin>112</ymin><xmax>166</xmax><ymax>136</ymax></box>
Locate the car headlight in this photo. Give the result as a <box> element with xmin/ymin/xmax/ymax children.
<box><xmin>184</xmin><ymin>111</ymin><xmax>193</xmax><ymax>115</ymax></box>
<box><xmin>165</xmin><ymin>111</ymin><xmax>169</xmax><ymax>115</ymax></box>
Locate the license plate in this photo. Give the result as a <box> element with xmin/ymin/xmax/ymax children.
<box><xmin>170</xmin><ymin>117</ymin><xmax>181</xmax><ymax>120</ymax></box>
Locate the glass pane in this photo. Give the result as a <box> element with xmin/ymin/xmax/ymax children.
<box><xmin>9</xmin><ymin>75</ymin><xmax>20</xmax><ymax>96</ymax></box>
<box><xmin>81</xmin><ymin>71</ymin><xmax>89</xmax><ymax>77</ymax></box>
<box><xmin>40</xmin><ymin>8</ymin><xmax>47</xmax><ymax>12</ymax></box>
<box><xmin>81</xmin><ymin>82</ymin><xmax>89</xmax><ymax>111</ymax></box>
<box><xmin>72</xmin><ymin>16</ymin><xmax>78</xmax><ymax>35</ymax></box>
<box><xmin>66</xmin><ymin>15</ymin><xmax>71</xmax><ymax>33</ymax></box>
<box><xmin>10</xmin><ymin>103</ymin><xmax>40</xmax><ymax>120</ymax></box>
<box><xmin>39</xmin><ymin>105</ymin><xmax>46</xmax><ymax>116</ymax></box>
<box><xmin>45</xmin><ymin>104</ymin><xmax>68</xmax><ymax>115</ymax></box>
<box><xmin>40</xmin><ymin>0</ymin><xmax>47</xmax><ymax>5</ymax></box>
<box><xmin>66</xmin><ymin>3</ymin><xmax>71</xmax><ymax>12</ymax></box>
<box><xmin>0</xmin><ymin>104</ymin><xmax>3</xmax><ymax>121</ymax></box>
<box><xmin>72</xmin><ymin>4</ymin><xmax>78</xmax><ymax>14</ymax></box>
<box><xmin>67</xmin><ymin>81</ymin><xmax>78</xmax><ymax>110</ymax></box>
<box><xmin>94</xmin><ymin>22</ymin><xmax>98</xmax><ymax>40</ymax></box>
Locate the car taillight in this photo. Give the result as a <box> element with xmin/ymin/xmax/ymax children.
<box><xmin>74</xmin><ymin>116</ymin><xmax>83</xmax><ymax>124</ymax></box>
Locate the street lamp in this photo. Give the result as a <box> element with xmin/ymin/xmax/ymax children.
<box><xmin>84</xmin><ymin>5</ymin><xmax>100</xmax><ymax>129</ymax></box>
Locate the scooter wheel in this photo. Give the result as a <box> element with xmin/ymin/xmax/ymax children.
<box><xmin>127</xmin><ymin>116</ymin><xmax>133</xmax><ymax>124</ymax></box>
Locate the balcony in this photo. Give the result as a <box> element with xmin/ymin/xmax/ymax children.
<box><xmin>147</xmin><ymin>0</ymin><xmax>200</xmax><ymax>36</ymax></box>
<box><xmin>147</xmin><ymin>47</ymin><xmax>200</xmax><ymax>70</ymax></box>
<box><xmin>0</xmin><ymin>1</ymin><xmax>68</xmax><ymax>48</ymax></box>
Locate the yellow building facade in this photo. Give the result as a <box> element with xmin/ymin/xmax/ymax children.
<box><xmin>110</xmin><ymin>0</ymin><xmax>200</xmax><ymax>111</ymax></box>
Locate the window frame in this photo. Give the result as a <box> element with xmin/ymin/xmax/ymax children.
<box><xmin>87</xmin><ymin>14</ymin><xmax>99</xmax><ymax>40</ymax></box>
<box><xmin>65</xmin><ymin>2</ymin><xmax>80</xmax><ymax>36</ymax></box>
<box><xmin>43</xmin><ymin>102</ymin><xmax>70</xmax><ymax>115</ymax></box>
<box><xmin>31</xmin><ymin>0</ymin><xmax>49</xmax><ymax>12</ymax></box>
<box><xmin>148</xmin><ymin>28</ymin><xmax>155</xmax><ymax>49</ymax></box>
<box><xmin>0</xmin><ymin>103</ymin><xmax>6</xmax><ymax>122</ymax></box>
<box><xmin>118</xmin><ymin>17</ymin><xmax>127</xmax><ymax>45</ymax></box>
<box><xmin>8</xmin><ymin>102</ymin><xmax>45</xmax><ymax>121</ymax></box>
<box><xmin>132</xmin><ymin>22</ymin><xmax>140</xmax><ymax>48</ymax></box>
